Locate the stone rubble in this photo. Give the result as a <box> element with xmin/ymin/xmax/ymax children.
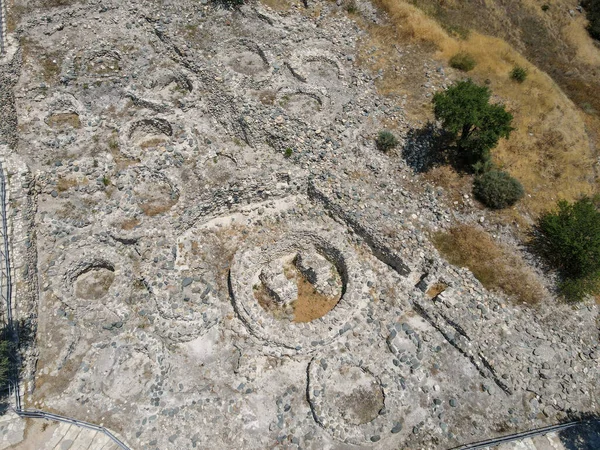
<box><xmin>0</xmin><ymin>0</ymin><xmax>597</xmax><ymax>449</ymax></box>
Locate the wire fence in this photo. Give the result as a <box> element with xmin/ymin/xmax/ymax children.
<box><xmin>0</xmin><ymin>0</ymin><xmax>7</xmax><ymax>56</ymax></box>
<box><xmin>0</xmin><ymin>161</ymin><xmax>131</xmax><ymax>449</ymax></box>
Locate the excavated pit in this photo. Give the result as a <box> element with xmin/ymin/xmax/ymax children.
<box><xmin>253</xmin><ymin>252</ymin><xmax>343</xmax><ymax>323</ymax></box>
<box><xmin>230</xmin><ymin>230</ymin><xmax>369</xmax><ymax>353</ymax></box>
<box><xmin>279</xmin><ymin>92</ymin><xmax>322</xmax><ymax>115</ymax></box>
<box><xmin>73</xmin><ymin>262</ymin><xmax>116</xmax><ymax>300</ymax></box>
<box><xmin>326</xmin><ymin>365</ymin><xmax>384</xmax><ymax>426</ymax></box>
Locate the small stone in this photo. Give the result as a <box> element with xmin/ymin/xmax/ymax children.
<box><xmin>391</xmin><ymin>422</ymin><xmax>402</xmax><ymax>434</ymax></box>
<box><xmin>370</xmin><ymin>435</ymin><xmax>380</xmax><ymax>442</ymax></box>
<box><xmin>449</xmin><ymin>399</ymin><xmax>457</xmax><ymax>407</ymax></box>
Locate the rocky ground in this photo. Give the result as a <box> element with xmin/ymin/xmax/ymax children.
<box><xmin>0</xmin><ymin>0</ymin><xmax>598</xmax><ymax>449</ymax></box>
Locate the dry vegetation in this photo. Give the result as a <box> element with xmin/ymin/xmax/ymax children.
<box><xmin>357</xmin><ymin>0</ymin><xmax>599</xmax><ymax>215</ymax></box>
<box><xmin>46</xmin><ymin>113</ymin><xmax>81</xmax><ymax>129</ymax></box>
<box><xmin>431</xmin><ymin>225</ymin><xmax>546</xmax><ymax>304</ymax></box>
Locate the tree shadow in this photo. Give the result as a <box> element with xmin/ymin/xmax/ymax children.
<box><xmin>0</xmin><ymin>318</ymin><xmax>35</xmax><ymax>414</ymax></box>
<box><xmin>401</xmin><ymin>123</ymin><xmax>470</xmax><ymax>174</ymax></box>
<box><xmin>558</xmin><ymin>413</ymin><xmax>600</xmax><ymax>450</ymax></box>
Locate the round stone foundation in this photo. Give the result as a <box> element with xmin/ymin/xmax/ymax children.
<box><xmin>230</xmin><ymin>230</ymin><xmax>370</xmax><ymax>353</ymax></box>
<box><xmin>307</xmin><ymin>353</ymin><xmax>404</xmax><ymax>444</ymax></box>
<box><xmin>74</xmin><ymin>263</ymin><xmax>115</xmax><ymax>300</ymax></box>
<box><xmin>55</xmin><ymin>242</ymin><xmax>135</xmax><ymax>320</ymax></box>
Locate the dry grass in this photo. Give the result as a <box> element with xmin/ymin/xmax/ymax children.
<box><xmin>426</xmin><ymin>282</ymin><xmax>448</xmax><ymax>299</ymax></box>
<box><xmin>292</xmin><ymin>267</ymin><xmax>340</xmax><ymax>323</ymax></box>
<box><xmin>56</xmin><ymin>177</ymin><xmax>78</xmax><ymax>192</ymax></box>
<box><xmin>20</xmin><ymin>38</ymin><xmax>64</xmax><ymax>84</ymax></box>
<box><xmin>138</xmin><ymin>201</ymin><xmax>176</xmax><ymax>217</ymax></box>
<box><xmin>259</xmin><ymin>0</ymin><xmax>293</xmax><ymax>11</ymax></box>
<box><xmin>255</xmin><ymin>259</ymin><xmax>341</xmax><ymax>322</ymax></box>
<box><xmin>421</xmin><ymin>165</ymin><xmax>471</xmax><ymax>202</ymax></box>
<box><xmin>139</xmin><ymin>137</ymin><xmax>167</xmax><ymax>149</ymax></box>
<box><xmin>47</xmin><ymin>113</ymin><xmax>81</xmax><ymax>129</ymax></box>
<box><xmin>431</xmin><ymin>224</ymin><xmax>546</xmax><ymax>304</ymax></box>
<box><xmin>362</xmin><ymin>0</ymin><xmax>598</xmax><ymax>215</ymax></box>
<box><xmin>120</xmin><ymin>218</ymin><xmax>141</xmax><ymax>230</ymax></box>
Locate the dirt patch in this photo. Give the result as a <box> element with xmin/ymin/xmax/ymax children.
<box><xmin>254</xmin><ymin>259</ymin><xmax>342</xmax><ymax>322</ymax></box>
<box><xmin>279</xmin><ymin>93</ymin><xmax>322</xmax><ymax>115</ymax></box>
<box><xmin>74</xmin><ymin>266</ymin><xmax>115</xmax><ymax>300</ymax></box>
<box><xmin>133</xmin><ymin>177</ymin><xmax>179</xmax><ymax>217</ymax></box>
<box><xmin>47</xmin><ymin>113</ymin><xmax>81</xmax><ymax>129</ymax></box>
<box><xmin>426</xmin><ymin>282</ymin><xmax>448</xmax><ymax>299</ymax></box>
<box><xmin>139</xmin><ymin>137</ymin><xmax>167</xmax><ymax>149</ymax></box>
<box><xmin>227</xmin><ymin>51</ymin><xmax>268</xmax><ymax>76</ymax></box>
<box><xmin>120</xmin><ymin>218</ymin><xmax>141</xmax><ymax>230</ymax></box>
<box><xmin>56</xmin><ymin>176</ymin><xmax>79</xmax><ymax>192</ymax></box>
<box><xmin>327</xmin><ymin>365</ymin><xmax>384</xmax><ymax>425</ymax></box>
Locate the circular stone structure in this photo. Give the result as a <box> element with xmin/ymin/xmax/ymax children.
<box><xmin>56</xmin><ymin>242</ymin><xmax>135</xmax><ymax>316</ymax></box>
<box><xmin>74</xmin><ymin>264</ymin><xmax>115</xmax><ymax>300</ymax></box>
<box><xmin>230</xmin><ymin>230</ymin><xmax>370</xmax><ymax>353</ymax></box>
<box><xmin>307</xmin><ymin>353</ymin><xmax>404</xmax><ymax>444</ymax></box>
<box><xmin>219</xmin><ymin>39</ymin><xmax>273</xmax><ymax>82</ymax></box>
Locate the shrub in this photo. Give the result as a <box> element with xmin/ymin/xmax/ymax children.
<box><xmin>433</xmin><ymin>79</ymin><xmax>514</xmax><ymax>169</ymax></box>
<box><xmin>449</xmin><ymin>52</ymin><xmax>477</xmax><ymax>72</ymax></box>
<box><xmin>473</xmin><ymin>170</ymin><xmax>524</xmax><ymax>209</ymax></box>
<box><xmin>376</xmin><ymin>130</ymin><xmax>398</xmax><ymax>152</ymax></box>
<box><xmin>541</xmin><ymin>4</ymin><xmax>550</xmax><ymax>11</ymax></box>
<box><xmin>212</xmin><ymin>0</ymin><xmax>244</xmax><ymax>8</ymax></box>
<box><xmin>536</xmin><ymin>197</ymin><xmax>600</xmax><ymax>278</ymax></box>
<box><xmin>284</xmin><ymin>147</ymin><xmax>293</xmax><ymax>158</ymax></box>
<box><xmin>534</xmin><ymin>196</ymin><xmax>600</xmax><ymax>301</ymax></box>
<box><xmin>345</xmin><ymin>0</ymin><xmax>358</xmax><ymax>14</ymax></box>
<box><xmin>510</xmin><ymin>66</ymin><xmax>528</xmax><ymax>83</ymax></box>
<box><xmin>581</xmin><ymin>0</ymin><xmax>600</xmax><ymax>40</ymax></box>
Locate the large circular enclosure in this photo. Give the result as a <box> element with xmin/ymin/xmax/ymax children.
<box><xmin>230</xmin><ymin>230</ymin><xmax>370</xmax><ymax>353</ymax></box>
<box><xmin>308</xmin><ymin>353</ymin><xmax>405</xmax><ymax>444</ymax></box>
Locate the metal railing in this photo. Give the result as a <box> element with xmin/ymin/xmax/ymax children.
<box><xmin>15</xmin><ymin>409</ymin><xmax>130</xmax><ymax>449</ymax></box>
<box><xmin>0</xmin><ymin>161</ymin><xmax>131</xmax><ymax>449</ymax></box>
<box><xmin>0</xmin><ymin>0</ymin><xmax>7</xmax><ymax>56</ymax></box>
<box><xmin>452</xmin><ymin>418</ymin><xmax>600</xmax><ymax>449</ymax></box>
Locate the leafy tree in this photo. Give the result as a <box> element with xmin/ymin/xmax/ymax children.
<box><xmin>534</xmin><ymin>196</ymin><xmax>600</xmax><ymax>301</ymax></box>
<box><xmin>581</xmin><ymin>0</ymin><xmax>600</xmax><ymax>40</ymax></box>
<box><xmin>433</xmin><ymin>79</ymin><xmax>514</xmax><ymax>168</ymax></box>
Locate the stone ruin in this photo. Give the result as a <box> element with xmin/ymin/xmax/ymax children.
<box><xmin>0</xmin><ymin>0</ymin><xmax>597</xmax><ymax>449</ymax></box>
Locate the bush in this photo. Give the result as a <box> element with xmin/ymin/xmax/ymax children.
<box><xmin>473</xmin><ymin>170</ymin><xmax>524</xmax><ymax>209</ymax></box>
<box><xmin>541</xmin><ymin>4</ymin><xmax>550</xmax><ymax>11</ymax></box>
<box><xmin>376</xmin><ymin>130</ymin><xmax>398</xmax><ymax>152</ymax></box>
<box><xmin>433</xmin><ymin>79</ymin><xmax>514</xmax><ymax>169</ymax></box>
<box><xmin>536</xmin><ymin>197</ymin><xmax>600</xmax><ymax>278</ymax></box>
<box><xmin>581</xmin><ymin>0</ymin><xmax>600</xmax><ymax>40</ymax></box>
<box><xmin>510</xmin><ymin>66</ymin><xmax>528</xmax><ymax>83</ymax></box>
<box><xmin>449</xmin><ymin>52</ymin><xmax>477</xmax><ymax>72</ymax></box>
<box><xmin>213</xmin><ymin>0</ymin><xmax>244</xmax><ymax>8</ymax></box>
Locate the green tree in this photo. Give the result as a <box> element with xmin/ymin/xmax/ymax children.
<box><xmin>433</xmin><ymin>79</ymin><xmax>514</xmax><ymax>168</ymax></box>
<box><xmin>581</xmin><ymin>0</ymin><xmax>600</xmax><ymax>40</ymax></box>
<box><xmin>535</xmin><ymin>196</ymin><xmax>600</xmax><ymax>301</ymax></box>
